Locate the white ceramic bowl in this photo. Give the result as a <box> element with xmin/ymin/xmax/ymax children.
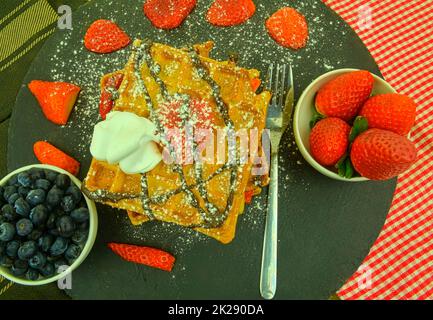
<box><xmin>293</xmin><ymin>68</ymin><xmax>397</xmax><ymax>182</ymax></box>
<box><xmin>0</xmin><ymin>164</ymin><xmax>97</xmax><ymax>285</ymax></box>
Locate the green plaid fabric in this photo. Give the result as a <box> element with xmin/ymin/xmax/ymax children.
<box><xmin>0</xmin><ymin>0</ymin><xmax>88</xmax><ymax>300</ymax></box>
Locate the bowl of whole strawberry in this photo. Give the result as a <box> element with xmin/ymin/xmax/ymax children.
<box><xmin>294</xmin><ymin>69</ymin><xmax>418</xmax><ymax>181</ymax></box>
<box><xmin>0</xmin><ymin>164</ymin><xmax>97</xmax><ymax>285</ymax></box>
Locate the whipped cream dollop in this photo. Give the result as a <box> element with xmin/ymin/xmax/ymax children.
<box><xmin>90</xmin><ymin>111</ymin><xmax>162</xmax><ymax>174</ymax></box>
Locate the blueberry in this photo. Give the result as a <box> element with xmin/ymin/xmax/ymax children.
<box><xmin>49</xmin><ymin>237</ymin><xmax>68</xmax><ymax>256</ymax></box>
<box><xmin>7</xmin><ymin>193</ymin><xmax>20</xmax><ymax>205</ymax></box>
<box><xmin>0</xmin><ymin>255</ymin><xmax>13</xmax><ymax>268</ymax></box>
<box><xmin>17</xmin><ymin>172</ymin><xmax>32</xmax><ymax>187</ymax></box>
<box><xmin>46</xmin><ymin>214</ymin><xmax>57</xmax><ymax>230</ymax></box>
<box><xmin>0</xmin><ymin>242</ymin><xmax>5</xmax><ymax>256</ymax></box>
<box><xmin>26</xmin><ymin>268</ymin><xmax>40</xmax><ymax>281</ymax></box>
<box><xmin>39</xmin><ymin>262</ymin><xmax>54</xmax><ymax>277</ymax></box>
<box><xmin>44</xmin><ymin>170</ymin><xmax>58</xmax><ymax>183</ymax></box>
<box><xmin>47</xmin><ymin>255</ymin><xmax>61</xmax><ymax>263</ymax></box>
<box><xmin>61</xmin><ymin>195</ymin><xmax>76</xmax><ymax>212</ymax></box>
<box><xmin>0</xmin><ymin>222</ymin><xmax>16</xmax><ymax>241</ymax></box>
<box><xmin>66</xmin><ymin>185</ymin><xmax>82</xmax><ymax>203</ymax></box>
<box><xmin>12</xmin><ymin>259</ymin><xmax>28</xmax><ymax>276</ymax></box>
<box><xmin>29</xmin><ymin>251</ymin><xmax>47</xmax><ymax>269</ymax></box>
<box><xmin>78</xmin><ymin>221</ymin><xmax>89</xmax><ymax>231</ymax></box>
<box><xmin>70</xmin><ymin>207</ymin><xmax>89</xmax><ymax>223</ymax></box>
<box><xmin>49</xmin><ymin>229</ymin><xmax>60</xmax><ymax>237</ymax></box>
<box><xmin>0</xmin><ymin>186</ymin><xmax>4</xmax><ymax>202</ymax></box>
<box><xmin>71</xmin><ymin>229</ymin><xmax>88</xmax><ymax>245</ymax></box>
<box><xmin>54</xmin><ymin>259</ymin><xmax>69</xmax><ymax>272</ymax></box>
<box><xmin>55</xmin><ymin>174</ymin><xmax>70</xmax><ymax>190</ymax></box>
<box><xmin>38</xmin><ymin>234</ymin><xmax>54</xmax><ymax>253</ymax></box>
<box><xmin>46</xmin><ymin>186</ymin><xmax>64</xmax><ymax>207</ymax></box>
<box><xmin>6</xmin><ymin>240</ymin><xmax>20</xmax><ymax>258</ymax></box>
<box><xmin>18</xmin><ymin>186</ymin><xmax>30</xmax><ymax>198</ymax></box>
<box><xmin>18</xmin><ymin>241</ymin><xmax>37</xmax><ymax>260</ymax></box>
<box><xmin>27</xmin><ymin>229</ymin><xmax>43</xmax><ymax>241</ymax></box>
<box><xmin>3</xmin><ymin>186</ymin><xmax>17</xmax><ymax>201</ymax></box>
<box><xmin>16</xmin><ymin>218</ymin><xmax>33</xmax><ymax>237</ymax></box>
<box><xmin>35</xmin><ymin>179</ymin><xmax>51</xmax><ymax>191</ymax></box>
<box><xmin>14</xmin><ymin>197</ymin><xmax>31</xmax><ymax>217</ymax></box>
<box><xmin>7</xmin><ymin>175</ymin><xmax>19</xmax><ymax>186</ymax></box>
<box><xmin>26</xmin><ymin>189</ymin><xmax>46</xmax><ymax>207</ymax></box>
<box><xmin>65</xmin><ymin>243</ymin><xmax>81</xmax><ymax>260</ymax></box>
<box><xmin>1</xmin><ymin>204</ymin><xmax>18</xmax><ymax>221</ymax></box>
<box><xmin>29</xmin><ymin>168</ymin><xmax>45</xmax><ymax>181</ymax></box>
<box><xmin>56</xmin><ymin>215</ymin><xmax>75</xmax><ymax>237</ymax></box>
<box><xmin>30</xmin><ymin>205</ymin><xmax>48</xmax><ymax>226</ymax></box>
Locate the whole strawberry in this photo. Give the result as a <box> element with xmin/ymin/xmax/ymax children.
<box><xmin>315</xmin><ymin>70</ymin><xmax>374</xmax><ymax>122</ymax></box>
<box><xmin>309</xmin><ymin>117</ymin><xmax>351</xmax><ymax>166</ymax></box>
<box><xmin>84</xmin><ymin>20</ymin><xmax>130</xmax><ymax>54</ymax></box>
<box><xmin>351</xmin><ymin>129</ymin><xmax>417</xmax><ymax>180</ymax></box>
<box><xmin>359</xmin><ymin>93</ymin><xmax>416</xmax><ymax>136</ymax></box>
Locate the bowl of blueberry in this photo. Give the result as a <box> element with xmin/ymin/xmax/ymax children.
<box><xmin>0</xmin><ymin>164</ymin><xmax>97</xmax><ymax>285</ymax></box>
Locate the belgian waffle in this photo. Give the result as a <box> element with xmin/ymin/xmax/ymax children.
<box><xmin>83</xmin><ymin>40</ymin><xmax>271</xmax><ymax>244</ymax></box>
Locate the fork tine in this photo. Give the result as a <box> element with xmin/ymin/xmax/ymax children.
<box><xmin>266</xmin><ymin>63</ymin><xmax>274</xmax><ymax>91</ymax></box>
<box><xmin>272</xmin><ymin>64</ymin><xmax>280</xmax><ymax>106</ymax></box>
<box><xmin>278</xmin><ymin>64</ymin><xmax>287</xmax><ymax>108</ymax></box>
<box><xmin>287</xmin><ymin>65</ymin><xmax>293</xmax><ymax>93</ymax></box>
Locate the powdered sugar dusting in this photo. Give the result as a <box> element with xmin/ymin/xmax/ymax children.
<box><xmin>43</xmin><ymin>0</ymin><xmax>351</xmax><ymax>250</ymax></box>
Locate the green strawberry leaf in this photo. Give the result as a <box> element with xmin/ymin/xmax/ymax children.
<box><xmin>336</xmin><ymin>154</ymin><xmax>355</xmax><ymax>179</ymax></box>
<box><xmin>344</xmin><ymin>157</ymin><xmax>355</xmax><ymax>179</ymax></box>
<box><xmin>336</xmin><ymin>154</ymin><xmax>348</xmax><ymax>178</ymax></box>
<box><xmin>349</xmin><ymin>116</ymin><xmax>369</xmax><ymax>142</ymax></box>
<box><xmin>310</xmin><ymin>108</ymin><xmax>325</xmax><ymax>129</ymax></box>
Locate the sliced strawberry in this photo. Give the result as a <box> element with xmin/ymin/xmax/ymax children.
<box><xmin>266</xmin><ymin>7</ymin><xmax>309</xmax><ymax>50</ymax></box>
<box><xmin>250</xmin><ymin>78</ymin><xmax>261</xmax><ymax>92</ymax></box>
<box><xmin>108</xmin><ymin>243</ymin><xmax>175</xmax><ymax>272</ymax></box>
<box><xmin>99</xmin><ymin>73</ymin><xmax>124</xmax><ymax>120</ymax></box>
<box><xmin>207</xmin><ymin>0</ymin><xmax>256</xmax><ymax>27</ymax></box>
<box><xmin>33</xmin><ymin>141</ymin><xmax>80</xmax><ymax>176</ymax></box>
<box><xmin>28</xmin><ymin>80</ymin><xmax>80</xmax><ymax>125</ymax></box>
<box><xmin>143</xmin><ymin>0</ymin><xmax>197</xmax><ymax>30</ymax></box>
<box><xmin>244</xmin><ymin>189</ymin><xmax>255</xmax><ymax>204</ymax></box>
<box><xmin>84</xmin><ymin>20</ymin><xmax>130</xmax><ymax>54</ymax></box>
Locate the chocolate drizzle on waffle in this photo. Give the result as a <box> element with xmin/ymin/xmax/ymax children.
<box><xmin>83</xmin><ymin>41</ymin><xmax>247</xmax><ymax>230</ymax></box>
<box><xmin>131</xmin><ymin>40</ymin><xmax>240</xmax><ymax>229</ymax></box>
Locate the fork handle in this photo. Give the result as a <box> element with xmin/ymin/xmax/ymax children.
<box><xmin>260</xmin><ymin>151</ymin><xmax>278</xmax><ymax>300</ymax></box>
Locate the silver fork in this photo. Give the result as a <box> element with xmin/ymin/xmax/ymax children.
<box><xmin>260</xmin><ymin>63</ymin><xmax>294</xmax><ymax>300</ymax></box>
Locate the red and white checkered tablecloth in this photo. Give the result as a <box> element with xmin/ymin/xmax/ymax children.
<box><xmin>321</xmin><ymin>0</ymin><xmax>433</xmax><ymax>300</ymax></box>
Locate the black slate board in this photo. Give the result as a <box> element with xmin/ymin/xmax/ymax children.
<box><xmin>8</xmin><ymin>0</ymin><xmax>396</xmax><ymax>299</ymax></box>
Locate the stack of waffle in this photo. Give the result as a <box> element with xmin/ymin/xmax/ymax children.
<box><xmin>83</xmin><ymin>40</ymin><xmax>271</xmax><ymax>244</ymax></box>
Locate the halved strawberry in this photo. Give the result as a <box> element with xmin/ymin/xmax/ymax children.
<box><xmin>108</xmin><ymin>243</ymin><xmax>175</xmax><ymax>272</ymax></box>
<box><xmin>99</xmin><ymin>73</ymin><xmax>124</xmax><ymax>120</ymax></box>
<box><xmin>33</xmin><ymin>141</ymin><xmax>80</xmax><ymax>176</ymax></box>
<box><xmin>143</xmin><ymin>0</ymin><xmax>197</xmax><ymax>30</ymax></box>
<box><xmin>207</xmin><ymin>0</ymin><xmax>256</xmax><ymax>27</ymax></box>
<box><xmin>84</xmin><ymin>20</ymin><xmax>130</xmax><ymax>54</ymax></box>
<box><xmin>28</xmin><ymin>80</ymin><xmax>80</xmax><ymax>126</ymax></box>
<box><xmin>266</xmin><ymin>7</ymin><xmax>309</xmax><ymax>50</ymax></box>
